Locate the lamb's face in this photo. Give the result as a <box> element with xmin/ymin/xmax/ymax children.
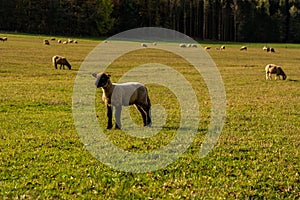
<box><xmin>92</xmin><ymin>73</ymin><xmax>111</xmax><ymax>88</ymax></box>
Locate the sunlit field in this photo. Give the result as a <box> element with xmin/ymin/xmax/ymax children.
<box><xmin>1</xmin><ymin>33</ymin><xmax>299</xmax><ymax>199</ymax></box>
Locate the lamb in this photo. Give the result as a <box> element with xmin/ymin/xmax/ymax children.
<box><xmin>52</xmin><ymin>55</ymin><xmax>72</xmax><ymax>70</ymax></box>
<box><xmin>265</xmin><ymin>64</ymin><xmax>287</xmax><ymax>80</ymax></box>
<box><xmin>92</xmin><ymin>72</ymin><xmax>152</xmax><ymax>129</ymax></box>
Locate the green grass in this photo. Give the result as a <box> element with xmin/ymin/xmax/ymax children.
<box><xmin>1</xmin><ymin>33</ymin><xmax>299</xmax><ymax>199</ymax></box>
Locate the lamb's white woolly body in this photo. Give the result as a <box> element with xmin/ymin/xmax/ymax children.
<box><xmin>103</xmin><ymin>82</ymin><xmax>148</xmax><ymax>107</ymax></box>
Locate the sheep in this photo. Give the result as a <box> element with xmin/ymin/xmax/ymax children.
<box><xmin>265</xmin><ymin>64</ymin><xmax>286</xmax><ymax>80</ymax></box>
<box><xmin>57</xmin><ymin>40</ymin><xmax>62</xmax><ymax>44</ymax></box>
<box><xmin>92</xmin><ymin>72</ymin><xmax>152</xmax><ymax>129</ymax></box>
<box><xmin>63</xmin><ymin>41</ymin><xmax>68</xmax><ymax>44</ymax></box>
<box><xmin>52</xmin><ymin>55</ymin><xmax>72</xmax><ymax>70</ymax></box>
<box><xmin>204</xmin><ymin>46</ymin><xmax>211</xmax><ymax>50</ymax></box>
<box><xmin>270</xmin><ymin>48</ymin><xmax>275</xmax><ymax>53</ymax></box>
<box><xmin>51</xmin><ymin>37</ymin><xmax>56</xmax><ymax>41</ymax></box>
<box><xmin>240</xmin><ymin>46</ymin><xmax>247</xmax><ymax>51</ymax></box>
<box><xmin>179</xmin><ymin>43</ymin><xmax>187</xmax><ymax>48</ymax></box>
<box><xmin>220</xmin><ymin>45</ymin><xmax>225</xmax><ymax>50</ymax></box>
<box><xmin>0</xmin><ymin>37</ymin><xmax>7</xmax><ymax>42</ymax></box>
<box><xmin>44</xmin><ymin>39</ymin><xmax>50</xmax><ymax>45</ymax></box>
<box><xmin>191</xmin><ymin>44</ymin><xmax>198</xmax><ymax>48</ymax></box>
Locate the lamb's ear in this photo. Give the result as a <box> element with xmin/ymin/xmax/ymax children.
<box><xmin>92</xmin><ymin>73</ymin><xmax>97</xmax><ymax>78</ymax></box>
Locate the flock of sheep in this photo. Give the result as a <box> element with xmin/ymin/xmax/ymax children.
<box><xmin>44</xmin><ymin>37</ymin><xmax>78</xmax><ymax>45</ymax></box>
<box><xmin>46</xmin><ymin>38</ymin><xmax>78</xmax><ymax>70</ymax></box>
<box><xmin>1</xmin><ymin>35</ymin><xmax>288</xmax><ymax>130</ymax></box>
<box><xmin>90</xmin><ymin>42</ymin><xmax>287</xmax><ymax>130</ymax></box>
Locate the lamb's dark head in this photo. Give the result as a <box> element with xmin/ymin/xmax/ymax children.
<box><xmin>282</xmin><ymin>74</ymin><xmax>287</xmax><ymax>80</ymax></box>
<box><xmin>92</xmin><ymin>72</ymin><xmax>111</xmax><ymax>88</ymax></box>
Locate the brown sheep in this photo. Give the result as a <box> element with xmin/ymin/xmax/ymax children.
<box><xmin>265</xmin><ymin>64</ymin><xmax>286</xmax><ymax>80</ymax></box>
<box><xmin>52</xmin><ymin>55</ymin><xmax>72</xmax><ymax>70</ymax></box>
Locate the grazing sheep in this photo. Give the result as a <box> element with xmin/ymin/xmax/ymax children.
<box><xmin>220</xmin><ymin>45</ymin><xmax>225</xmax><ymax>50</ymax></box>
<box><xmin>57</xmin><ymin>40</ymin><xmax>62</xmax><ymax>44</ymax></box>
<box><xmin>240</xmin><ymin>46</ymin><xmax>247</xmax><ymax>51</ymax></box>
<box><xmin>92</xmin><ymin>72</ymin><xmax>152</xmax><ymax>129</ymax></box>
<box><xmin>0</xmin><ymin>37</ymin><xmax>7</xmax><ymax>42</ymax></box>
<box><xmin>265</xmin><ymin>64</ymin><xmax>286</xmax><ymax>80</ymax></box>
<box><xmin>68</xmin><ymin>39</ymin><xmax>73</xmax><ymax>43</ymax></box>
<box><xmin>179</xmin><ymin>43</ymin><xmax>187</xmax><ymax>48</ymax></box>
<box><xmin>44</xmin><ymin>39</ymin><xmax>50</xmax><ymax>45</ymax></box>
<box><xmin>191</xmin><ymin>44</ymin><xmax>198</xmax><ymax>48</ymax></box>
<box><xmin>51</xmin><ymin>37</ymin><xmax>56</xmax><ymax>41</ymax></box>
<box><xmin>74</xmin><ymin>40</ymin><xmax>78</xmax><ymax>44</ymax></box>
<box><xmin>153</xmin><ymin>42</ymin><xmax>157</xmax><ymax>46</ymax></box>
<box><xmin>204</xmin><ymin>46</ymin><xmax>211</xmax><ymax>50</ymax></box>
<box><xmin>52</xmin><ymin>55</ymin><xmax>72</xmax><ymax>70</ymax></box>
<box><xmin>63</xmin><ymin>41</ymin><xmax>68</xmax><ymax>44</ymax></box>
<box><xmin>141</xmin><ymin>43</ymin><xmax>147</xmax><ymax>48</ymax></box>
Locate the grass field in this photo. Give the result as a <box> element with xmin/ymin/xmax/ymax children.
<box><xmin>0</xmin><ymin>33</ymin><xmax>299</xmax><ymax>199</ymax></box>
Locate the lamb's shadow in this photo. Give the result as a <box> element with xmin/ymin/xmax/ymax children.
<box><xmin>288</xmin><ymin>79</ymin><xmax>299</xmax><ymax>82</ymax></box>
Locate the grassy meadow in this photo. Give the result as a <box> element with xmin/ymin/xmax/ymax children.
<box><xmin>0</xmin><ymin>33</ymin><xmax>299</xmax><ymax>199</ymax></box>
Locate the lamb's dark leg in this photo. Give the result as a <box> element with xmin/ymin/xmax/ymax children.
<box><xmin>144</xmin><ymin>105</ymin><xmax>152</xmax><ymax>126</ymax></box>
<box><xmin>140</xmin><ymin>104</ymin><xmax>151</xmax><ymax>127</ymax></box>
<box><xmin>115</xmin><ymin>106</ymin><xmax>122</xmax><ymax>129</ymax></box>
<box><xmin>106</xmin><ymin>104</ymin><xmax>113</xmax><ymax>129</ymax></box>
<box><xmin>135</xmin><ymin>105</ymin><xmax>147</xmax><ymax>126</ymax></box>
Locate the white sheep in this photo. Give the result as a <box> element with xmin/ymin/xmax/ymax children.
<box><xmin>220</xmin><ymin>45</ymin><xmax>225</xmax><ymax>50</ymax></box>
<box><xmin>179</xmin><ymin>43</ymin><xmax>187</xmax><ymax>48</ymax></box>
<box><xmin>265</xmin><ymin>64</ymin><xmax>286</xmax><ymax>80</ymax></box>
<box><xmin>92</xmin><ymin>72</ymin><xmax>152</xmax><ymax>129</ymax></box>
<box><xmin>240</xmin><ymin>46</ymin><xmax>247</xmax><ymax>51</ymax></box>
<box><xmin>52</xmin><ymin>55</ymin><xmax>72</xmax><ymax>70</ymax></box>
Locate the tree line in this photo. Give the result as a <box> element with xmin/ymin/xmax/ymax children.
<box><xmin>1</xmin><ymin>0</ymin><xmax>300</xmax><ymax>42</ymax></box>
